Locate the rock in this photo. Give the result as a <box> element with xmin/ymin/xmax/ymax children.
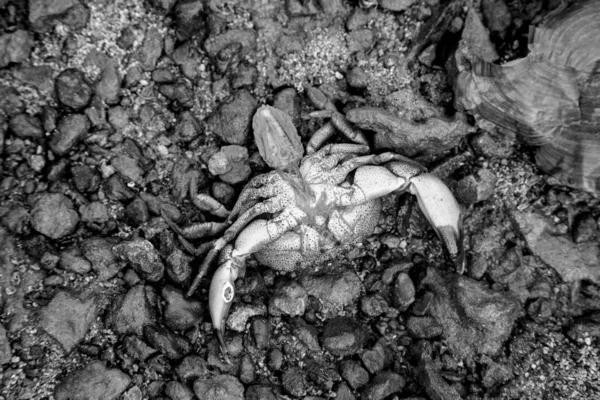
<box><xmin>378</xmin><ymin>0</ymin><xmax>417</xmax><ymax>12</ymax></box>
<box><xmin>30</xmin><ymin>193</ymin><xmax>79</xmax><ymax>239</ymax></box>
<box><xmin>165</xmin><ymin>247</ymin><xmax>192</xmax><ymax>284</ymax></box>
<box><xmin>456</xmin><ymin>169</ymin><xmax>497</xmax><ymax>204</ymax></box>
<box><xmin>347</xmin><ymin>67</ymin><xmax>369</xmax><ymax>90</ymax></box>
<box><xmin>336</xmin><ymin>383</ymin><xmax>356</xmax><ymax>400</ymax></box>
<box><xmin>571</xmin><ymin>212</ymin><xmax>598</xmax><ymax>243</ymax></box>
<box><xmin>415</xmin><ymin>342</ymin><xmax>462</xmax><ymax>400</ymax></box>
<box><xmin>422</xmin><ymin>267</ymin><xmax>521</xmax><ymax>359</ymax></box>
<box><xmin>123</xmin><ymin>335</ymin><xmax>156</xmax><ymax>361</ymax></box>
<box><xmin>268</xmin><ymin>279</ymin><xmax>308</xmax><ymax>317</ymax></box>
<box><xmin>193</xmin><ymin>375</ymin><xmax>244</xmax><ymax>400</ymax></box>
<box><xmin>112</xmin><ymin>238</ymin><xmax>164</xmax><ymax>282</ymax></box>
<box><xmin>71</xmin><ymin>165</ymin><xmax>100</xmax><ymax>193</ymax></box>
<box><xmin>204</xmin><ymin>29</ymin><xmax>257</xmax><ymax>59</ymax></box>
<box><xmin>55</xmin><ymin>69</ymin><xmax>93</xmax><ymax>110</ymax></box>
<box><xmin>111</xmin><ymin>155</ymin><xmax>144</xmax><ymax>184</ymax></box>
<box><xmin>54</xmin><ymin>361</ymin><xmax>130</xmax><ymax>400</ymax></box>
<box><xmin>512</xmin><ymin>210</ymin><xmax>600</xmax><ymax>284</ymax></box>
<box><xmin>164</xmin><ymin>381</ymin><xmax>195</xmax><ymax>400</ymax></box>
<box><xmin>240</xmin><ymin>354</ymin><xmax>256</xmax><ymax>384</ymax></box>
<box><xmin>458</xmin><ymin>8</ymin><xmax>499</xmax><ymax>63</ymax></box>
<box><xmin>482</xmin><ymin>360</ymin><xmax>513</xmax><ymax>389</ymax></box>
<box><xmin>300</xmin><ymin>272</ymin><xmax>361</xmax><ymax>316</ymax></box>
<box><xmin>161</xmin><ymin>286</ymin><xmax>203</xmax><ymax>331</ymax></box>
<box><xmin>282</xmin><ymin>367</ymin><xmax>307</xmax><ymax>397</ymax></box>
<box><xmin>208</xmin><ymin>145</ymin><xmax>251</xmax><ymax>184</ymax></box>
<box><xmin>360</xmin><ymin>371</ymin><xmax>406</xmax><ymax>400</ymax></box>
<box><xmin>9</xmin><ymin>113</ymin><xmax>44</xmax><ymax>139</ymax></box>
<box><xmin>206</xmin><ymin>90</ymin><xmax>258</xmax><ymax>145</ymax></box>
<box><xmin>273</xmin><ymin>88</ymin><xmax>302</xmax><ymax>128</ymax></box>
<box><xmin>245</xmin><ymin>385</ymin><xmax>278</xmax><ymax>400</ymax></box>
<box><xmin>122</xmin><ymin>386</ymin><xmax>143</xmax><ymax>400</ymax></box>
<box><xmin>81</xmin><ymin>237</ymin><xmax>122</xmax><ymax>280</ymax></box>
<box><xmin>60</xmin><ymin>247</ymin><xmax>92</xmax><ymax>274</ymax></box>
<box><xmin>346</xmin><ymin>107</ymin><xmax>472</xmax><ymax>157</ymax></box>
<box><xmin>134</xmin><ymin>27</ymin><xmax>163</xmax><ymax>71</ymax></box>
<box><xmin>105</xmin><ymin>174</ymin><xmax>136</xmax><ymax>201</ymax></box>
<box><xmin>360</xmin><ymin>293</ymin><xmax>388</xmax><ymax>317</ymax></box>
<box><xmin>292</xmin><ymin>318</ymin><xmax>321</xmax><ymax>352</ymax></box>
<box><xmin>173</xmin><ymin>0</ymin><xmax>205</xmax><ymax>41</ymax></box>
<box><xmin>251</xmin><ymin>317</ymin><xmax>271</xmax><ymax>350</ymax></box>
<box><xmin>144</xmin><ymin>325</ymin><xmax>191</xmax><ymax>360</ymax></box>
<box><xmin>392</xmin><ymin>272</ymin><xmax>415</xmax><ymax>310</ymax></box>
<box><xmin>80</xmin><ymin>201</ymin><xmax>110</xmax><ymax>225</ymax></box>
<box><xmin>340</xmin><ymin>360</ymin><xmax>369</xmax><ymax>390</ymax></box>
<box><xmin>321</xmin><ymin>316</ymin><xmax>368</xmax><ymax>356</ymax></box>
<box><xmin>176</xmin><ymin>355</ymin><xmax>208</xmax><ymax>382</ymax></box>
<box><xmin>29</xmin><ymin>0</ymin><xmax>89</xmax><ymax>32</ymax></box>
<box><xmin>50</xmin><ymin>114</ymin><xmax>90</xmax><ymax>155</ymax></box>
<box><xmin>13</xmin><ymin>65</ymin><xmax>55</xmax><ymax>96</ymax></box>
<box><xmin>227</xmin><ymin>304</ymin><xmax>267</xmax><ymax>332</ymax></box>
<box><xmin>174</xmin><ymin>111</ymin><xmax>202</xmax><ymax>143</ymax></box>
<box><xmin>106</xmin><ymin>284</ymin><xmax>157</xmax><ymax>336</ymax></box>
<box><xmin>0</xmin><ymin>324</ymin><xmax>12</xmax><ymax>365</ymax></box>
<box><xmin>39</xmin><ymin>291</ymin><xmax>98</xmax><ymax>354</ymax></box>
<box><xmin>125</xmin><ymin>197</ymin><xmax>149</xmax><ymax>227</ymax></box>
<box><xmin>360</xmin><ymin>341</ymin><xmax>392</xmax><ymax>374</ymax></box>
<box><xmin>406</xmin><ymin>316</ymin><xmax>443</xmax><ymax>339</ymax></box>
<box><xmin>481</xmin><ymin>0</ymin><xmax>512</xmax><ymax>35</ymax></box>
<box><xmin>0</xmin><ymin>30</ymin><xmax>34</xmax><ymax>67</ymax></box>
<box><xmin>0</xmin><ymin>86</ymin><xmax>24</xmax><ymax>116</ymax></box>
<box><xmin>84</xmin><ymin>50</ymin><xmax>122</xmax><ymax>104</ymax></box>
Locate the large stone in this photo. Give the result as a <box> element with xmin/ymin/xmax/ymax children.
<box><xmin>0</xmin><ymin>30</ymin><xmax>34</xmax><ymax>67</ymax></box>
<box><xmin>54</xmin><ymin>361</ymin><xmax>130</xmax><ymax>400</ymax></box>
<box><xmin>30</xmin><ymin>193</ymin><xmax>79</xmax><ymax>239</ymax></box>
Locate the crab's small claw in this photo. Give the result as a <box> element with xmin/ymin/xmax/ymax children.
<box><xmin>409</xmin><ymin>173</ymin><xmax>466</xmax><ymax>273</ymax></box>
<box><xmin>208</xmin><ymin>245</ymin><xmax>241</xmax><ymax>364</ymax></box>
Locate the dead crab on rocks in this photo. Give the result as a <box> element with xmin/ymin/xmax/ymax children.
<box><xmin>166</xmin><ymin>87</ymin><xmax>465</xmax><ymax>361</ymax></box>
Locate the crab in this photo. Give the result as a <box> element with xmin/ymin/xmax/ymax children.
<box><xmin>165</xmin><ymin>87</ymin><xmax>465</xmax><ymax>361</ymax></box>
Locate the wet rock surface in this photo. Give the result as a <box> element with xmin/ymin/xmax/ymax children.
<box><xmin>1</xmin><ymin>1</ymin><xmax>600</xmax><ymax>399</ymax></box>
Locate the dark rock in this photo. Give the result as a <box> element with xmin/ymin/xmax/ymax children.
<box><xmin>336</xmin><ymin>382</ymin><xmax>356</xmax><ymax>400</ymax></box>
<box><xmin>378</xmin><ymin>0</ymin><xmax>417</xmax><ymax>12</ymax></box>
<box><xmin>206</xmin><ymin>90</ymin><xmax>258</xmax><ymax>145</ymax></box>
<box><xmin>173</xmin><ymin>111</ymin><xmax>202</xmax><ymax>143</ymax></box>
<box><xmin>84</xmin><ymin>50</ymin><xmax>122</xmax><ymax>104</ymax></box>
<box><xmin>9</xmin><ymin>114</ymin><xmax>44</xmax><ymax>138</ymax></box>
<box><xmin>81</xmin><ymin>237</ymin><xmax>122</xmax><ymax>280</ymax></box>
<box><xmin>171</xmin><ymin>41</ymin><xmax>204</xmax><ymax>80</ymax></box>
<box><xmin>482</xmin><ymin>361</ymin><xmax>513</xmax><ymax>389</ymax></box>
<box><xmin>321</xmin><ymin>316</ymin><xmax>368</xmax><ymax>356</ymax></box>
<box><xmin>360</xmin><ymin>293</ymin><xmax>388</xmax><ymax>317</ymax></box>
<box><xmin>292</xmin><ymin>318</ymin><xmax>320</xmax><ymax>352</ymax></box>
<box><xmin>123</xmin><ymin>335</ymin><xmax>156</xmax><ymax>361</ymax></box>
<box><xmin>347</xmin><ymin>67</ymin><xmax>369</xmax><ymax>89</ymax></box>
<box><xmin>158</xmin><ymin>83</ymin><xmax>194</xmax><ymax>109</ymax></box>
<box><xmin>470</xmin><ymin>130</ymin><xmax>514</xmax><ymax>158</ymax></box>
<box><xmin>268</xmin><ymin>279</ymin><xmax>308</xmax><ymax>317</ymax></box>
<box><xmin>144</xmin><ymin>325</ymin><xmax>191</xmax><ymax>360</ymax></box>
<box><xmin>106</xmin><ymin>284</ymin><xmax>157</xmax><ymax>336</ymax></box>
<box><xmin>300</xmin><ymin>272</ymin><xmax>361</xmax><ymax>316</ymax></box>
<box><xmin>512</xmin><ymin>211</ymin><xmax>600</xmax><ymax>284</ymax></box>
<box><xmin>30</xmin><ymin>193</ymin><xmax>79</xmax><ymax>239</ymax></box>
<box><xmin>105</xmin><ymin>174</ymin><xmax>136</xmax><ymax>201</ymax></box>
<box><xmin>29</xmin><ymin>0</ymin><xmax>89</xmax><ymax>32</ymax></box>
<box><xmin>572</xmin><ymin>212</ymin><xmax>598</xmax><ymax>243</ymax></box>
<box><xmin>113</xmin><ymin>238</ymin><xmax>165</xmax><ymax>282</ymax></box>
<box><xmin>55</xmin><ymin>69</ymin><xmax>92</xmax><ymax>110</ymax></box>
<box><xmin>340</xmin><ymin>360</ymin><xmax>369</xmax><ymax>390</ymax></box>
<box><xmin>60</xmin><ymin>247</ymin><xmax>92</xmax><ymax>274</ymax></box>
<box><xmin>211</xmin><ymin>181</ymin><xmax>236</xmax><ymax>207</ymax></box>
<box><xmin>174</xmin><ymin>0</ymin><xmax>205</xmax><ymax>41</ymax></box>
<box><xmin>361</xmin><ymin>340</ymin><xmax>392</xmax><ymax>374</ymax></box>
<box><xmin>282</xmin><ymin>366</ymin><xmax>307</xmax><ymax>397</ymax></box>
<box><xmin>361</xmin><ymin>371</ymin><xmax>406</xmax><ymax>400</ymax></box>
<box><xmin>2</xmin><ymin>206</ymin><xmax>30</xmax><ymax>235</ymax></box>
<box><xmin>13</xmin><ymin>65</ymin><xmax>55</xmax><ymax>96</ymax></box>
<box><xmin>39</xmin><ymin>291</ymin><xmax>98</xmax><ymax>354</ymax></box>
<box><xmin>193</xmin><ymin>375</ymin><xmax>244</xmax><ymax>400</ymax></box>
<box><xmin>176</xmin><ymin>355</ymin><xmax>208</xmax><ymax>382</ymax></box>
<box><xmin>54</xmin><ymin>361</ymin><xmax>130</xmax><ymax>400</ymax></box>
<box><xmin>204</xmin><ymin>29</ymin><xmax>256</xmax><ymax>59</ymax></box>
<box><xmin>245</xmin><ymin>385</ymin><xmax>278</xmax><ymax>400</ymax></box>
<box><xmin>71</xmin><ymin>165</ymin><xmax>100</xmax><ymax>193</ymax></box>
<box><xmin>162</xmin><ymin>286</ymin><xmax>203</xmax><ymax>331</ymax></box>
<box><xmin>135</xmin><ymin>27</ymin><xmax>163</xmax><ymax>71</ymax></box>
<box><xmin>0</xmin><ymin>86</ymin><xmax>24</xmax><ymax>116</ymax></box>
<box><xmin>164</xmin><ymin>381</ymin><xmax>194</xmax><ymax>400</ymax></box>
<box><xmin>415</xmin><ymin>342</ymin><xmax>462</xmax><ymax>400</ymax></box>
<box><xmin>273</xmin><ymin>88</ymin><xmax>301</xmax><ymax>128</ymax></box>
<box><xmin>0</xmin><ymin>30</ymin><xmax>34</xmax><ymax>67</ymax></box>
<box><xmin>50</xmin><ymin>114</ymin><xmax>90</xmax><ymax>155</ymax></box>
<box><xmin>125</xmin><ymin>197</ymin><xmax>149</xmax><ymax>227</ymax></box>
<box><xmin>407</xmin><ymin>316</ymin><xmax>443</xmax><ymax>339</ymax></box>
<box><xmin>456</xmin><ymin>169</ymin><xmax>497</xmax><ymax>204</ymax></box>
<box><xmin>422</xmin><ymin>268</ymin><xmax>521</xmax><ymax>359</ymax></box>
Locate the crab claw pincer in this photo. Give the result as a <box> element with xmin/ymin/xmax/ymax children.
<box><xmin>409</xmin><ymin>173</ymin><xmax>465</xmax><ymax>273</ymax></box>
<box><xmin>208</xmin><ymin>245</ymin><xmax>239</xmax><ymax>363</ymax></box>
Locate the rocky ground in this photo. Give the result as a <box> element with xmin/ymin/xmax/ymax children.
<box><xmin>0</xmin><ymin>0</ymin><xmax>599</xmax><ymax>399</ymax></box>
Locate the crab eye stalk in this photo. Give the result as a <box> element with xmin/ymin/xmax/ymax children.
<box><xmin>253</xmin><ymin>105</ymin><xmax>304</xmax><ymax>170</ymax></box>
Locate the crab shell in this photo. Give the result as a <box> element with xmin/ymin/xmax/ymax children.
<box><xmin>253</xmin><ymin>199</ymin><xmax>382</xmax><ymax>271</ymax></box>
<box><xmin>455</xmin><ymin>0</ymin><xmax>600</xmax><ymax>193</ymax></box>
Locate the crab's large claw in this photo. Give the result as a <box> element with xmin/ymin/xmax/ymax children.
<box><xmin>409</xmin><ymin>173</ymin><xmax>465</xmax><ymax>273</ymax></box>
<box><xmin>208</xmin><ymin>244</ymin><xmax>242</xmax><ymax>363</ymax></box>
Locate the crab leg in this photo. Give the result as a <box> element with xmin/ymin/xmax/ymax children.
<box><xmin>209</xmin><ymin>210</ymin><xmax>305</xmax><ymax>361</ymax></box>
